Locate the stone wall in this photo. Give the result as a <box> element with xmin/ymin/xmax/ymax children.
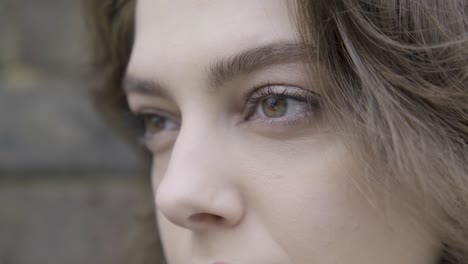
<box><xmin>0</xmin><ymin>1</ymin><xmax>158</xmax><ymax>263</ymax></box>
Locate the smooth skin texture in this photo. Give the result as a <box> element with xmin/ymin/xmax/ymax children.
<box><xmin>125</xmin><ymin>0</ymin><xmax>439</xmax><ymax>263</ymax></box>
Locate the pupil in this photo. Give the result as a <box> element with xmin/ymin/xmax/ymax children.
<box><xmin>147</xmin><ymin>116</ymin><xmax>164</xmax><ymax>132</ymax></box>
<box><xmin>262</xmin><ymin>97</ymin><xmax>287</xmax><ymax>117</ymax></box>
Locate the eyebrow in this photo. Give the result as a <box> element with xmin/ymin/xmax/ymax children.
<box><xmin>123</xmin><ymin>42</ymin><xmax>309</xmax><ymax>97</ymax></box>
<box><xmin>123</xmin><ymin>75</ymin><xmax>169</xmax><ymax>98</ymax></box>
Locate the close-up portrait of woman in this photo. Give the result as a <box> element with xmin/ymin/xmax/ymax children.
<box><xmin>85</xmin><ymin>0</ymin><xmax>468</xmax><ymax>263</ymax></box>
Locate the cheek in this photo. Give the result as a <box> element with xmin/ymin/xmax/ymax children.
<box><xmin>239</xmin><ymin>139</ymin><xmax>437</xmax><ymax>263</ymax></box>
<box><xmin>157</xmin><ymin>209</ymin><xmax>189</xmax><ymax>264</ymax></box>
<box><xmin>240</xmin><ymin>140</ymin><xmax>367</xmax><ymax>259</ymax></box>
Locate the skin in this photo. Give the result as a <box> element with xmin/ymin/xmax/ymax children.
<box><xmin>125</xmin><ymin>0</ymin><xmax>440</xmax><ymax>263</ymax></box>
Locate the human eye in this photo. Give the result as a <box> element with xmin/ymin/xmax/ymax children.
<box><xmin>243</xmin><ymin>84</ymin><xmax>321</xmax><ymax>127</ymax></box>
<box><xmin>129</xmin><ymin>111</ymin><xmax>180</xmax><ymax>152</ymax></box>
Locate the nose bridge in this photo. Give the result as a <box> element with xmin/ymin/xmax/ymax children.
<box><xmin>166</xmin><ymin>115</ymin><xmax>220</xmax><ymax>180</ymax></box>
<box><xmin>155</xmin><ymin>119</ymin><xmax>244</xmax><ymax>231</ymax></box>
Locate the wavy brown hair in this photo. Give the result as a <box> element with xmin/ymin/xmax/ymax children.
<box><xmin>83</xmin><ymin>1</ymin><xmax>165</xmax><ymax>263</ymax></box>
<box><xmin>84</xmin><ymin>0</ymin><xmax>467</xmax><ymax>263</ymax></box>
<box><xmin>292</xmin><ymin>0</ymin><xmax>468</xmax><ymax>262</ymax></box>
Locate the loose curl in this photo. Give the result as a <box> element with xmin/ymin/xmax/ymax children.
<box><xmin>293</xmin><ymin>0</ymin><xmax>468</xmax><ymax>262</ymax></box>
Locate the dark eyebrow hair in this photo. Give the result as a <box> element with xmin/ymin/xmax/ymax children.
<box><xmin>123</xmin><ymin>42</ymin><xmax>309</xmax><ymax>97</ymax></box>
<box><xmin>123</xmin><ymin>75</ymin><xmax>170</xmax><ymax>98</ymax></box>
<box><xmin>208</xmin><ymin>42</ymin><xmax>308</xmax><ymax>88</ymax></box>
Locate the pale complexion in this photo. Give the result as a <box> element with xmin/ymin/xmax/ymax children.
<box><xmin>125</xmin><ymin>0</ymin><xmax>439</xmax><ymax>263</ymax></box>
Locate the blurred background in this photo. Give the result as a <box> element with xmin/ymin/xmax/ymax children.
<box><xmin>0</xmin><ymin>1</ymin><xmax>157</xmax><ymax>263</ymax></box>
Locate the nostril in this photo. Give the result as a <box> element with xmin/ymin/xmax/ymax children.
<box><xmin>189</xmin><ymin>213</ymin><xmax>224</xmax><ymax>223</ymax></box>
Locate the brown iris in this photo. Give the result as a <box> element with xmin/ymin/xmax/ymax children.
<box><xmin>261</xmin><ymin>97</ymin><xmax>288</xmax><ymax>118</ymax></box>
<box><xmin>144</xmin><ymin>115</ymin><xmax>166</xmax><ymax>134</ymax></box>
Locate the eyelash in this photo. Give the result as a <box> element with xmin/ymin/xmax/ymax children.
<box><xmin>242</xmin><ymin>84</ymin><xmax>321</xmax><ymax>125</ymax></box>
<box><xmin>125</xmin><ymin>110</ymin><xmax>179</xmax><ymax>143</ymax></box>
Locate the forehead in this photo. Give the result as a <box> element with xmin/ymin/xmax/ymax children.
<box><xmin>129</xmin><ymin>0</ymin><xmax>297</xmax><ymax>79</ymax></box>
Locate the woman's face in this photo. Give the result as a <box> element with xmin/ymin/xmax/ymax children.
<box><xmin>126</xmin><ymin>0</ymin><xmax>438</xmax><ymax>263</ymax></box>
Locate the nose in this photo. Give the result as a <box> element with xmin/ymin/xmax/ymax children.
<box><xmin>155</xmin><ymin>128</ymin><xmax>245</xmax><ymax>232</ymax></box>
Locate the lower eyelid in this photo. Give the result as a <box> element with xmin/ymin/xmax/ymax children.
<box><xmin>239</xmin><ymin>111</ymin><xmax>318</xmax><ymax>139</ymax></box>
<box><xmin>256</xmin><ymin>110</ymin><xmax>314</xmax><ymax>124</ymax></box>
<box><xmin>141</xmin><ymin>130</ymin><xmax>179</xmax><ymax>153</ymax></box>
